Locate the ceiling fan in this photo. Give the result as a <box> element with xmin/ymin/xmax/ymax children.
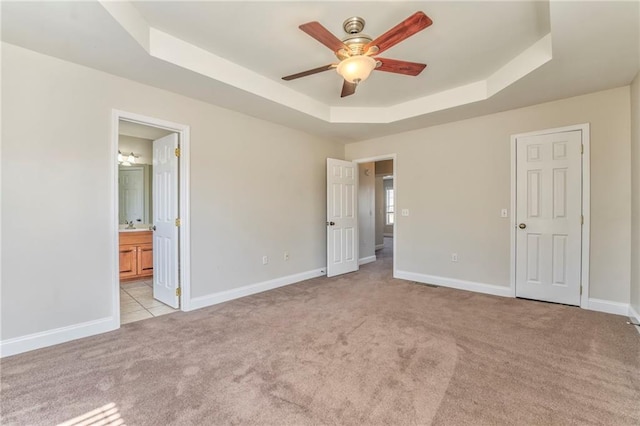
<box><xmin>282</xmin><ymin>11</ymin><xmax>433</xmax><ymax>98</ymax></box>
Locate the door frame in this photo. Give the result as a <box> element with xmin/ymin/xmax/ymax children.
<box><xmin>352</xmin><ymin>154</ymin><xmax>397</xmax><ymax>278</ymax></box>
<box><xmin>510</xmin><ymin>123</ymin><xmax>590</xmax><ymax>308</ymax></box>
<box><xmin>111</xmin><ymin>109</ymin><xmax>192</xmax><ymax>324</ymax></box>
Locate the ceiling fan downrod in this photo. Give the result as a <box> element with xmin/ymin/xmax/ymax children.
<box><xmin>343</xmin><ymin>16</ymin><xmax>366</xmax><ymax>34</ymax></box>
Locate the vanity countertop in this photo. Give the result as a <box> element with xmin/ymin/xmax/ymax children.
<box><xmin>119</xmin><ymin>225</ymin><xmax>152</xmax><ymax>233</ymax></box>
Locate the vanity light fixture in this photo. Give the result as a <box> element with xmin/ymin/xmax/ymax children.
<box><xmin>118</xmin><ymin>150</ymin><xmax>137</xmax><ymax>166</ymax></box>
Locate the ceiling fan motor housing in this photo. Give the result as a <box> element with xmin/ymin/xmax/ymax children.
<box><xmin>340</xmin><ymin>16</ymin><xmax>372</xmax><ymax>57</ymax></box>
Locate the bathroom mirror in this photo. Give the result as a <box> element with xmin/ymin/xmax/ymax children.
<box><xmin>119</xmin><ymin>128</ymin><xmax>157</xmax><ymax>228</ymax></box>
<box><xmin>119</xmin><ymin>164</ymin><xmax>152</xmax><ymax>225</ymax></box>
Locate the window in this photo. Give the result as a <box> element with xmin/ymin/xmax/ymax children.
<box><xmin>386</xmin><ymin>188</ymin><xmax>394</xmax><ymax>225</ymax></box>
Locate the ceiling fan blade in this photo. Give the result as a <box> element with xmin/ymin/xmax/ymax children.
<box><xmin>365</xmin><ymin>12</ymin><xmax>433</xmax><ymax>55</ymax></box>
<box><xmin>341</xmin><ymin>80</ymin><xmax>357</xmax><ymax>98</ymax></box>
<box><xmin>282</xmin><ymin>64</ymin><xmax>335</xmax><ymax>81</ymax></box>
<box><xmin>299</xmin><ymin>21</ymin><xmax>349</xmax><ymax>53</ymax></box>
<box><xmin>375</xmin><ymin>58</ymin><xmax>427</xmax><ymax>76</ymax></box>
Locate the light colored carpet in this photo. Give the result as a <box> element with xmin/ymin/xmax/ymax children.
<box><xmin>2</xmin><ymin>241</ymin><xmax>639</xmax><ymax>425</ymax></box>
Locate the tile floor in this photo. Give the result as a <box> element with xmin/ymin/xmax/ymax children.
<box><xmin>120</xmin><ymin>279</ymin><xmax>178</xmax><ymax>324</ymax></box>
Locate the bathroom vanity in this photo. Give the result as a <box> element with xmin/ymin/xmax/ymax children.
<box><xmin>119</xmin><ymin>229</ymin><xmax>153</xmax><ymax>281</ymax></box>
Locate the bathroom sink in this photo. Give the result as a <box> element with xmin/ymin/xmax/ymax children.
<box><xmin>119</xmin><ymin>224</ymin><xmax>153</xmax><ymax>232</ymax></box>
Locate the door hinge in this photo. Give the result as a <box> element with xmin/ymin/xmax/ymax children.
<box><xmin>581</xmin><ymin>144</ymin><xmax>584</xmax><ymax>154</ymax></box>
<box><xmin>176</xmin><ymin>287</ymin><xmax>181</xmax><ymax>297</ymax></box>
<box><xmin>580</xmin><ymin>286</ymin><xmax>582</xmax><ymax>296</ymax></box>
<box><xmin>175</xmin><ymin>218</ymin><xmax>181</xmax><ymax>227</ymax></box>
<box><xmin>175</xmin><ymin>147</ymin><xmax>181</xmax><ymax>157</ymax></box>
<box><xmin>581</xmin><ymin>215</ymin><xmax>584</xmax><ymax>225</ymax></box>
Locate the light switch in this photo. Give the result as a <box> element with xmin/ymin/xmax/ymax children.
<box><xmin>402</xmin><ymin>209</ymin><xmax>409</xmax><ymax>217</ymax></box>
<box><xmin>501</xmin><ymin>209</ymin><xmax>508</xmax><ymax>218</ymax></box>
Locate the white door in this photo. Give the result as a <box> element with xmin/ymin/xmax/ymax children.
<box><xmin>327</xmin><ymin>158</ymin><xmax>358</xmax><ymax>277</ymax></box>
<box><xmin>119</xmin><ymin>168</ymin><xmax>144</xmax><ymax>224</ymax></box>
<box><xmin>515</xmin><ymin>130</ymin><xmax>582</xmax><ymax>305</ymax></box>
<box><xmin>153</xmin><ymin>133</ymin><xmax>180</xmax><ymax>308</ymax></box>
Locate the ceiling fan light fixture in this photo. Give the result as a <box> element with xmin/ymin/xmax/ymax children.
<box><xmin>336</xmin><ymin>55</ymin><xmax>377</xmax><ymax>84</ymax></box>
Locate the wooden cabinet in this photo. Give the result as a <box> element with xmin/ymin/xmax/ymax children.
<box><xmin>137</xmin><ymin>243</ymin><xmax>154</xmax><ymax>276</ymax></box>
<box><xmin>119</xmin><ymin>231</ymin><xmax>153</xmax><ymax>281</ymax></box>
<box><xmin>119</xmin><ymin>245</ymin><xmax>138</xmax><ymax>279</ymax></box>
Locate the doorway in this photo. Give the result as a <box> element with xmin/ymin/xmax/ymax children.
<box><xmin>325</xmin><ymin>155</ymin><xmax>397</xmax><ymax>278</ymax></box>
<box><xmin>112</xmin><ymin>110</ymin><xmax>191</xmax><ymax>325</ymax></box>
<box><xmin>378</xmin><ymin>171</ymin><xmax>395</xmax><ymax>264</ymax></box>
<box><xmin>511</xmin><ymin>124</ymin><xmax>590</xmax><ymax>307</ymax></box>
<box><xmin>355</xmin><ymin>155</ymin><xmax>396</xmax><ymax>275</ymax></box>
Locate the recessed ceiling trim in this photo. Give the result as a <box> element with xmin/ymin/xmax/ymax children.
<box><xmin>99</xmin><ymin>1</ymin><xmax>553</xmax><ymax>125</ymax></box>
<box><xmin>99</xmin><ymin>0</ymin><xmax>150</xmax><ymax>52</ymax></box>
<box><xmin>487</xmin><ymin>34</ymin><xmax>552</xmax><ymax>97</ymax></box>
<box><xmin>99</xmin><ymin>0</ymin><xmax>329</xmax><ymax>121</ymax></box>
<box><xmin>331</xmin><ymin>81</ymin><xmax>488</xmax><ymax>123</ymax></box>
<box><xmin>149</xmin><ymin>28</ymin><xmax>330</xmax><ymax>122</ymax></box>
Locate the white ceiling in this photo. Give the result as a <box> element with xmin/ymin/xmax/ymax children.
<box><xmin>132</xmin><ymin>1</ymin><xmax>550</xmax><ymax>107</ymax></box>
<box><xmin>2</xmin><ymin>1</ymin><xmax>639</xmax><ymax>142</ymax></box>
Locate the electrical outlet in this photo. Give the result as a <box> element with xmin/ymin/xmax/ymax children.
<box><xmin>284</xmin><ymin>251</ymin><xmax>289</xmax><ymax>261</ymax></box>
<box><xmin>262</xmin><ymin>256</ymin><xmax>268</xmax><ymax>265</ymax></box>
<box><xmin>451</xmin><ymin>253</ymin><xmax>458</xmax><ymax>262</ymax></box>
<box><xmin>402</xmin><ymin>209</ymin><xmax>409</xmax><ymax>217</ymax></box>
<box><xmin>501</xmin><ymin>208</ymin><xmax>508</xmax><ymax>218</ymax></box>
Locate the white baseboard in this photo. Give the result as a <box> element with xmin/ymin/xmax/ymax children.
<box><xmin>586</xmin><ymin>298</ymin><xmax>630</xmax><ymax>316</ymax></box>
<box><xmin>359</xmin><ymin>256</ymin><xmax>377</xmax><ymax>265</ymax></box>
<box><xmin>375</xmin><ymin>244</ymin><xmax>384</xmax><ymax>250</ymax></box>
<box><xmin>0</xmin><ymin>316</ymin><xmax>117</xmax><ymax>358</ymax></box>
<box><xmin>187</xmin><ymin>268</ymin><xmax>326</xmax><ymax>311</ymax></box>
<box><xmin>395</xmin><ymin>270</ymin><xmax>512</xmax><ymax>298</ymax></box>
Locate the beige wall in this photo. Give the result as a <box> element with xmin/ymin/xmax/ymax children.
<box><xmin>2</xmin><ymin>41</ymin><xmax>635</xmax><ymax>350</ymax></box>
<box><xmin>631</xmin><ymin>71</ymin><xmax>640</xmax><ymax>316</ymax></box>
<box><xmin>358</xmin><ymin>162</ymin><xmax>375</xmax><ymax>260</ymax></box>
<box><xmin>346</xmin><ymin>87</ymin><xmax>632</xmax><ymax>304</ymax></box>
<box><xmin>1</xmin><ymin>43</ymin><xmax>342</xmax><ymax>341</ymax></box>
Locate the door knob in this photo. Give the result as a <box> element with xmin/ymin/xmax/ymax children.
<box><xmin>518</xmin><ymin>223</ymin><xmax>527</xmax><ymax>229</ymax></box>
<box><xmin>327</xmin><ymin>221</ymin><xmax>335</xmax><ymax>226</ymax></box>
<box><xmin>151</xmin><ymin>225</ymin><xmax>157</xmax><ymax>231</ymax></box>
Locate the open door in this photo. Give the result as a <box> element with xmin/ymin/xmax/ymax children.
<box><xmin>327</xmin><ymin>158</ymin><xmax>359</xmax><ymax>277</ymax></box>
<box><xmin>152</xmin><ymin>133</ymin><xmax>180</xmax><ymax>308</ymax></box>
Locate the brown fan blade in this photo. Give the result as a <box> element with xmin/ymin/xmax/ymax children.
<box><xmin>375</xmin><ymin>58</ymin><xmax>427</xmax><ymax>76</ymax></box>
<box><xmin>341</xmin><ymin>80</ymin><xmax>357</xmax><ymax>98</ymax></box>
<box><xmin>299</xmin><ymin>21</ymin><xmax>349</xmax><ymax>53</ymax></box>
<box><xmin>282</xmin><ymin>64</ymin><xmax>335</xmax><ymax>81</ymax></box>
<box><xmin>365</xmin><ymin>12</ymin><xmax>433</xmax><ymax>55</ymax></box>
